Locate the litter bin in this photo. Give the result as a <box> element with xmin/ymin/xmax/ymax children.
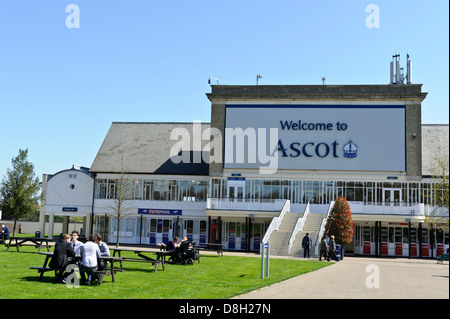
<box><xmin>335</xmin><ymin>244</ymin><xmax>341</xmax><ymax>261</ymax></box>
<box><xmin>34</xmin><ymin>231</ymin><xmax>41</xmax><ymax>238</ymax></box>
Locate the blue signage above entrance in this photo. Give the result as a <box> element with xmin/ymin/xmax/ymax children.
<box><xmin>138</xmin><ymin>208</ymin><xmax>182</xmax><ymax>216</ymax></box>
<box><xmin>62</xmin><ymin>207</ymin><xmax>78</xmax><ymax>212</ymax></box>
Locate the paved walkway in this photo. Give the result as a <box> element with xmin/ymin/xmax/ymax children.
<box><xmin>234</xmin><ymin>256</ymin><xmax>449</xmax><ymax>299</ymax></box>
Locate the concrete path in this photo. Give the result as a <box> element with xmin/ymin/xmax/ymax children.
<box><xmin>234</xmin><ymin>256</ymin><xmax>449</xmax><ymax>299</ymax></box>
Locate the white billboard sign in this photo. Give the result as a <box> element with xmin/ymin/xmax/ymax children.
<box><xmin>224</xmin><ymin>104</ymin><xmax>406</xmax><ymax>172</ymax></box>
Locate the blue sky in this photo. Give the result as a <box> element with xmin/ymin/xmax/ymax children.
<box><xmin>0</xmin><ymin>0</ymin><xmax>448</xmax><ymax>181</ymax></box>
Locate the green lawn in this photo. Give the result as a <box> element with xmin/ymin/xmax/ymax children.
<box><xmin>0</xmin><ymin>245</ymin><xmax>331</xmax><ymax>299</ymax></box>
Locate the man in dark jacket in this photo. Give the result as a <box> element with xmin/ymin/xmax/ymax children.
<box><xmin>49</xmin><ymin>234</ymin><xmax>76</xmax><ymax>283</ymax></box>
<box><xmin>302</xmin><ymin>233</ymin><xmax>313</xmax><ymax>259</ymax></box>
<box><xmin>319</xmin><ymin>234</ymin><xmax>329</xmax><ymax>261</ymax></box>
<box><xmin>329</xmin><ymin>235</ymin><xmax>337</xmax><ymax>261</ymax></box>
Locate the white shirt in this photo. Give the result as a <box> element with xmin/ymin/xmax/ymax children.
<box><xmin>80</xmin><ymin>241</ymin><xmax>101</xmax><ymax>268</ymax></box>
<box><xmin>98</xmin><ymin>241</ymin><xmax>110</xmax><ymax>256</ymax></box>
<box><xmin>71</xmin><ymin>240</ymin><xmax>83</xmax><ymax>255</ymax></box>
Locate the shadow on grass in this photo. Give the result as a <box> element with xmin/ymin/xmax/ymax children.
<box><xmin>21</xmin><ymin>275</ymin><xmax>57</xmax><ymax>284</ymax></box>
<box><xmin>2</xmin><ymin>250</ymin><xmax>44</xmax><ymax>255</ymax></box>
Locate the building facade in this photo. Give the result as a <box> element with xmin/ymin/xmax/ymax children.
<box><xmin>40</xmin><ymin>85</ymin><xmax>449</xmax><ymax>258</ymax></box>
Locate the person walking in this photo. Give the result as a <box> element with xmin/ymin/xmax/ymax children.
<box><xmin>302</xmin><ymin>233</ymin><xmax>313</xmax><ymax>259</ymax></box>
<box><xmin>319</xmin><ymin>234</ymin><xmax>329</xmax><ymax>261</ymax></box>
<box><xmin>329</xmin><ymin>235</ymin><xmax>337</xmax><ymax>261</ymax></box>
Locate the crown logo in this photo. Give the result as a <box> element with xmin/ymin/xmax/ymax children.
<box><xmin>343</xmin><ymin>140</ymin><xmax>358</xmax><ymax>158</ymax></box>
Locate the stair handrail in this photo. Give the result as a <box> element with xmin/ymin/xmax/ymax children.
<box><xmin>262</xmin><ymin>200</ymin><xmax>290</xmax><ymax>243</ymax></box>
<box><xmin>288</xmin><ymin>202</ymin><xmax>310</xmax><ymax>254</ymax></box>
<box><xmin>314</xmin><ymin>201</ymin><xmax>335</xmax><ymax>256</ymax></box>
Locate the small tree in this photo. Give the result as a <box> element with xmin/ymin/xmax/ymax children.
<box><xmin>0</xmin><ymin>149</ymin><xmax>40</xmax><ymax>236</ymax></box>
<box><xmin>110</xmin><ymin>159</ymin><xmax>135</xmax><ymax>247</ymax></box>
<box><xmin>425</xmin><ymin>154</ymin><xmax>449</xmax><ymax>231</ymax></box>
<box><xmin>325</xmin><ymin>197</ymin><xmax>354</xmax><ymax>258</ymax></box>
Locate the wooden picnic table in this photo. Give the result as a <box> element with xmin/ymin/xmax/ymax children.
<box><xmin>197</xmin><ymin>243</ymin><xmax>224</xmax><ymax>257</ymax></box>
<box><xmin>30</xmin><ymin>251</ymin><xmax>123</xmax><ymax>283</ymax></box>
<box><xmin>111</xmin><ymin>247</ymin><xmax>169</xmax><ymax>272</ymax></box>
<box><xmin>6</xmin><ymin>236</ymin><xmax>50</xmax><ymax>253</ymax></box>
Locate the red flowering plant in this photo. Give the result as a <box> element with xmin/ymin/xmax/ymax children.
<box><xmin>324</xmin><ymin>197</ymin><xmax>354</xmax><ymax>246</ymax></box>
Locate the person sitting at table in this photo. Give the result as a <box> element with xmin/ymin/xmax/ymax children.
<box><xmin>94</xmin><ymin>233</ymin><xmax>110</xmax><ymax>271</ymax></box>
<box><xmin>79</xmin><ymin>234</ymin><xmax>101</xmax><ymax>286</ymax></box>
<box><xmin>70</xmin><ymin>230</ymin><xmax>83</xmax><ymax>254</ymax></box>
<box><xmin>94</xmin><ymin>233</ymin><xmax>110</xmax><ymax>257</ymax></box>
<box><xmin>49</xmin><ymin>233</ymin><xmax>75</xmax><ymax>283</ymax></box>
<box><xmin>1</xmin><ymin>224</ymin><xmax>10</xmax><ymax>240</ymax></box>
<box><xmin>166</xmin><ymin>236</ymin><xmax>179</xmax><ymax>252</ymax></box>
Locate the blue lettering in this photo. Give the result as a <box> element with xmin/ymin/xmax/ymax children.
<box><xmin>315</xmin><ymin>143</ymin><xmax>330</xmax><ymax>158</ymax></box>
<box><xmin>277</xmin><ymin>140</ymin><xmax>342</xmax><ymax>158</ymax></box>
<box><xmin>290</xmin><ymin>142</ymin><xmax>301</xmax><ymax>157</ymax></box>
<box><xmin>332</xmin><ymin>141</ymin><xmax>339</xmax><ymax>157</ymax></box>
<box><xmin>280</xmin><ymin>121</ymin><xmax>292</xmax><ymax>130</ymax></box>
<box><xmin>280</xmin><ymin>120</ymin><xmax>334</xmax><ymax>131</ymax></box>
<box><xmin>277</xmin><ymin>140</ymin><xmax>288</xmax><ymax>157</ymax></box>
<box><xmin>302</xmin><ymin>142</ymin><xmax>314</xmax><ymax>157</ymax></box>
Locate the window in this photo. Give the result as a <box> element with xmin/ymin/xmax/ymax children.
<box><xmin>150</xmin><ymin>219</ymin><xmax>157</xmax><ymax>233</ymax></box>
<box><xmin>108</xmin><ymin>179</ymin><xmax>117</xmax><ymax>199</ymax></box>
<box><xmin>186</xmin><ymin>220</ymin><xmax>194</xmax><ymax>234</ymax></box>
<box><xmin>421</xmin><ymin>229</ymin><xmax>428</xmax><ymax>244</ymax></box>
<box><xmin>144</xmin><ymin>181</ymin><xmax>152</xmax><ymax>200</ymax></box>
<box><xmin>395</xmin><ymin>227</ymin><xmax>402</xmax><ymax>243</ymax></box>
<box><xmin>200</xmin><ymin>221</ymin><xmax>207</xmax><ymax>236</ymax></box>
<box><xmin>410</xmin><ymin>228</ymin><xmax>417</xmax><ymax>243</ymax></box>
<box><xmin>363</xmin><ymin>226</ymin><xmax>371</xmax><ymax>242</ymax></box>
<box><xmin>388</xmin><ymin>227</ymin><xmax>394</xmax><ymax>243</ymax></box>
<box><xmin>381</xmin><ymin>227</ymin><xmax>388</xmax><ymax>242</ymax></box>
<box><xmin>402</xmin><ymin>228</ymin><xmax>409</xmax><ymax>243</ymax></box>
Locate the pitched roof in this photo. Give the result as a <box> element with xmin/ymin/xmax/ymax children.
<box><xmin>422</xmin><ymin>124</ymin><xmax>449</xmax><ymax>176</ymax></box>
<box><xmin>90</xmin><ymin>122</ymin><xmax>211</xmax><ymax>175</ymax></box>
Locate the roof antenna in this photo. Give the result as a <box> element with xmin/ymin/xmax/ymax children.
<box><xmin>321</xmin><ymin>76</ymin><xmax>326</xmax><ymax>85</ymax></box>
<box><xmin>390</xmin><ymin>54</ymin><xmax>412</xmax><ymax>85</ymax></box>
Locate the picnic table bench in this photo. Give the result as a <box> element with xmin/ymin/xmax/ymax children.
<box><xmin>437</xmin><ymin>253</ymin><xmax>449</xmax><ymax>264</ymax></box>
<box><xmin>197</xmin><ymin>243</ymin><xmax>224</xmax><ymax>257</ymax></box>
<box><xmin>30</xmin><ymin>252</ymin><xmax>123</xmax><ymax>284</ymax></box>
<box><xmin>111</xmin><ymin>247</ymin><xmax>169</xmax><ymax>272</ymax></box>
<box><xmin>6</xmin><ymin>236</ymin><xmax>50</xmax><ymax>253</ymax></box>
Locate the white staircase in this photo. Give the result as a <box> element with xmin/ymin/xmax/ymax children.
<box><xmin>268</xmin><ymin>211</ymin><xmax>302</xmax><ymax>256</ymax></box>
<box><xmin>289</xmin><ymin>213</ymin><xmax>326</xmax><ymax>257</ymax></box>
<box><xmin>268</xmin><ymin>212</ymin><xmax>326</xmax><ymax>257</ymax></box>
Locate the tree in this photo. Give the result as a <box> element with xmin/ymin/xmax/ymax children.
<box><xmin>425</xmin><ymin>154</ymin><xmax>449</xmax><ymax>231</ymax></box>
<box><xmin>324</xmin><ymin>197</ymin><xmax>354</xmax><ymax>258</ymax></box>
<box><xmin>109</xmin><ymin>159</ymin><xmax>135</xmax><ymax>247</ymax></box>
<box><xmin>0</xmin><ymin>149</ymin><xmax>40</xmax><ymax>236</ymax></box>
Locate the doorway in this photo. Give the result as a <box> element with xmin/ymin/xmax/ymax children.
<box><xmin>383</xmin><ymin>188</ymin><xmax>402</xmax><ymax>206</ymax></box>
<box><xmin>227</xmin><ymin>178</ymin><xmax>245</xmax><ymax>200</ymax></box>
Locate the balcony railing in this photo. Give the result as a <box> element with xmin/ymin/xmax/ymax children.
<box><xmin>206</xmin><ymin>198</ymin><xmax>287</xmax><ymax>211</ymax></box>
<box><xmin>206</xmin><ymin>198</ymin><xmax>441</xmax><ymax>217</ymax></box>
<box><xmin>348</xmin><ymin>201</ymin><xmax>426</xmax><ymax>216</ymax></box>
